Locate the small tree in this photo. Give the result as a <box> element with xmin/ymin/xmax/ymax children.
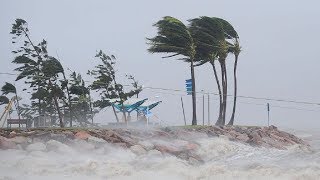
<box><xmin>10</xmin><ymin>19</ymin><xmax>66</xmax><ymax>127</ymax></box>
<box><xmin>89</xmin><ymin>50</ymin><xmax>142</xmax><ymax>123</ymax></box>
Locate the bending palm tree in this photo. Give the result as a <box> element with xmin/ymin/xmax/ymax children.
<box><xmin>189</xmin><ymin>16</ymin><xmax>225</xmax><ymax>125</ymax></box>
<box><xmin>147</xmin><ymin>16</ymin><xmax>197</xmax><ymax>125</ymax></box>
<box><xmin>214</xmin><ymin>18</ymin><xmax>239</xmax><ymax>125</ymax></box>
<box><xmin>228</xmin><ymin>39</ymin><xmax>241</xmax><ymax>125</ymax></box>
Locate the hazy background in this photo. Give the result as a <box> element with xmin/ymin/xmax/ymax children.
<box><xmin>1</xmin><ymin>0</ymin><xmax>319</xmax><ymax>130</ymax></box>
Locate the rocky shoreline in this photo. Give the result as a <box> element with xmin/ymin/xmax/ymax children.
<box><xmin>0</xmin><ymin>125</ymin><xmax>309</xmax><ymax>164</ymax></box>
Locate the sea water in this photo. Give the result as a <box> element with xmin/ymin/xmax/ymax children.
<box><xmin>0</xmin><ymin>129</ymin><xmax>319</xmax><ymax>180</ymax></box>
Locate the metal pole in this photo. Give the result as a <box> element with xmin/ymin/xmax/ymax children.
<box><xmin>208</xmin><ymin>94</ymin><xmax>210</xmax><ymax>125</ymax></box>
<box><xmin>202</xmin><ymin>91</ymin><xmax>205</xmax><ymax>126</ymax></box>
<box><xmin>146</xmin><ymin>107</ymin><xmax>149</xmax><ymax>127</ymax></box>
<box><xmin>267</xmin><ymin>103</ymin><xmax>270</xmax><ymax>127</ymax></box>
<box><xmin>180</xmin><ymin>97</ymin><xmax>186</xmax><ymax>125</ymax></box>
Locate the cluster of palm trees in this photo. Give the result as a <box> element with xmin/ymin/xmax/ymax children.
<box><xmin>147</xmin><ymin>16</ymin><xmax>241</xmax><ymax>126</ymax></box>
<box><xmin>0</xmin><ymin>19</ymin><xmax>141</xmax><ymax>128</ymax></box>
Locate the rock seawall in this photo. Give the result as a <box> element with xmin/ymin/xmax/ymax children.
<box><xmin>0</xmin><ymin>125</ymin><xmax>309</xmax><ymax>163</ymax></box>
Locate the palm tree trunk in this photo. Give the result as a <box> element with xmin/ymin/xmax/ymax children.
<box><xmin>216</xmin><ymin>61</ymin><xmax>224</xmax><ymax>126</ymax></box>
<box><xmin>228</xmin><ymin>54</ymin><xmax>239</xmax><ymax>125</ymax></box>
<box><xmin>222</xmin><ymin>61</ymin><xmax>228</xmax><ymax>125</ymax></box>
<box><xmin>190</xmin><ymin>60</ymin><xmax>197</xmax><ymax>125</ymax></box>
<box><xmin>210</xmin><ymin>61</ymin><xmax>223</xmax><ymax>125</ymax></box>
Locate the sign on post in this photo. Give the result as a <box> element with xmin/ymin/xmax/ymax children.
<box><xmin>185</xmin><ymin>79</ymin><xmax>192</xmax><ymax>95</ymax></box>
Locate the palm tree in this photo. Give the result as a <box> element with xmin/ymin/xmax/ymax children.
<box><xmin>214</xmin><ymin>18</ymin><xmax>238</xmax><ymax>125</ymax></box>
<box><xmin>228</xmin><ymin>39</ymin><xmax>241</xmax><ymax>125</ymax></box>
<box><xmin>212</xmin><ymin>18</ymin><xmax>240</xmax><ymax>126</ymax></box>
<box><xmin>189</xmin><ymin>16</ymin><xmax>225</xmax><ymax>125</ymax></box>
<box><xmin>147</xmin><ymin>16</ymin><xmax>198</xmax><ymax>125</ymax></box>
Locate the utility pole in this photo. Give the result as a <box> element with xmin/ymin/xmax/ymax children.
<box><xmin>207</xmin><ymin>94</ymin><xmax>210</xmax><ymax>125</ymax></box>
<box><xmin>180</xmin><ymin>97</ymin><xmax>186</xmax><ymax>125</ymax></box>
<box><xmin>267</xmin><ymin>103</ymin><xmax>270</xmax><ymax>127</ymax></box>
<box><xmin>202</xmin><ymin>90</ymin><xmax>205</xmax><ymax>126</ymax></box>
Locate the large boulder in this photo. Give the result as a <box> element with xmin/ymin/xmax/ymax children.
<box><xmin>0</xmin><ymin>136</ymin><xmax>17</xmax><ymax>150</ymax></box>
<box><xmin>138</xmin><ymin>140</ymin><xmax>155</xmax><ymax>151</ymax></box>
<box><xmin>88</xmin><ymin>136</ymin><xmax>106</xmax><ymax>144</ymax></box>
<box><xmin>26</xmin><ymin>142</ymin><xmax>46</xmax><ymax>151</ymax></box>
<box><xmin>74</xmin><ymin>131</ymin><xmax>91</xmax><ymax>140</ymax></box>
<box><xmin>148</xmin><ymin>149</ymin><xmax>162</xmax><ymax>156</ymax></box>
<box><xmin>8</xmin><ymin>136</ymin><xmax>28</xmax><ymax>144</ymax></box>
<box><xmin>46</xmin><ymin>139</ymin><xmax>74</xmax><ymax>153</ymax></box>
<box><xmin>130</xmin><ymin>145</ymin><xmax>147</xmax><ymax>155</ymax></box>
<box><xmin>72</xmin><ymin>139</ymin><xmax>95</xmax><ymax>151</ymax></box>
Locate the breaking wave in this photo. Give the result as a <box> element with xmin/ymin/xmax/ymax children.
<box><xmin>0</xmin><ymin>130</ymin><xmax>319</xmax><ymax>180</ymax></box>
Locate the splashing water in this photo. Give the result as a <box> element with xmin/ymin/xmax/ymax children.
<box><xmin>0</xmin><ymin>130</ymin><xmax>319</xmax><ymax>180</ymax></box>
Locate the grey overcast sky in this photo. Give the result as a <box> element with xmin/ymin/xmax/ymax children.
<box><xmin>1</xmin><ymin>0</ymin><xmax>319</xmax><ymax>130</ymax></box>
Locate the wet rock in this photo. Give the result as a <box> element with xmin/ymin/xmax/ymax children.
<box><xmin>0</xmin><ymin>136</ymin><xmax>17</xmax><ymax>150</ymax></box>
<box><xmin>114</xmin><ymin>143</ymin><xmax>127</xmax><ymax>148</ymax></box>
<box><xmin>247</xmin><ymin>131</ymin><xmax>263</xmax><ymax>145</ymax></box>
<box><xmin>47</xmin><ymin>140</ymin><xmax>74</xmax><ymax>153</ymax></box>
<box><xmin>74</xmin><ymin>131</ymin><xmax>91</xmax><ymax>140</ymax></box>
<box><xmin>72</xmin><ymin>139</ymin><xmax>95</xmax><ymax>151</ymax></box>
<box><xmin>148</xmin><ymin>149</ymin><xmax>162</xmax><ymax>156</ymax></box>
<box><xmin>63</xmin><ymin>131</ymin><xmax>75</xmax><ymax>138</ymax></box>
<box><xmin>8</xmin><ymin>136</ymin><xmax>28</xmax><ymax>144</ymax></box>
<box><xmin>88</xmin><ymin>136</ymin><xmax>106</xmax><ymax>144</ymax></box>
<box><xmin>188</xmin><ymin>157</ymin><xmax>201</xmax><ymax>165</ymax></box>
<box><xmin>26</xmin><ymin>142</ymin><xmax>46</xmax><ymax>151</ymax></box>
<box><xmin>184</xmin><ymin>142</ymin><xmax>199</xmax><ymax>151</ymax></box>
<box><xmin>50</xmin><ymin>133</ymin><xmax>67</xmax><ymax>142</ymax></box>
<box><xmin>138</xmin><ymin>141</ymin><xmax>154</xmax><ymax>151</ymax></box>
<box><xmin>236</xmin><ymin>134</ymin><xmax>250</xmax><ymax>142</ymax></box>
<box><xmin>9</xmin><ymin>131</ymin><xmax>17</xmax><ymax>138</ymax></box>
<box><xmin>154</xmin><ymin>144</ymin><xmax>181</xmax><ymax>154</ymax></box>
<box><xmin>130</xmin><ymin>145</ymin><xmax>147</xmax><ymax>155</ymax></box>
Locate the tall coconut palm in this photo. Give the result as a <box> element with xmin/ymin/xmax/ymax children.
<box><xmin>147</xmin><ymin>16</ymin><xmax>198</xmax><ymax>125</ymax></box>
<box><xmin>228</xmin><ymin>39</ymin><xmax>241</xmax><ymax>125</ymax></box>
<box><xmin>214</xmin><ymin>18</ymin><xmax>238</xmax><ymax>125</ymax></box>
<box><xmin>189</xmin><ymin>16</ymin><xmax>225</xmax><ymax>125</ymax></box>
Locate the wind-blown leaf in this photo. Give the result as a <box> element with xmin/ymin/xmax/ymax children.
<box><xmin>1</xmin><ymin>82</ymin><xmax>16</xmax><ymax>95</ymax></box>
<box><xmin>12</xmin><ymin>55</ymin><xmax>37</xmax><ymax>65</ymax></box>
<box><xmin>0</xmin><ymin>96</ymin><xmax>9</xmax><ymax>105</ymax></box>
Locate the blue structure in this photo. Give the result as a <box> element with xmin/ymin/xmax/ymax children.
<box><xmin>111</xmin><ymin>98</ymin><xmax>162</xmax><ymax>123</ymax></box>
<box><xmin>185</xmin><ymin>79</ymin><xmax>192</xmax><ymax>95</ymax></box>
<box><xmin>112</xmin><ymin>98</ymin><xmax>148</xmax><ymax>113</ymax></box>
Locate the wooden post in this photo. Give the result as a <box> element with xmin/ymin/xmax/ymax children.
<box><xmin>267</xmin><ymin>103</ymin><xmax>270</xmax><ymax>127</ymax></box>
<box><xmin>207</xmin><ymin>94</ymin><xmax>210</xmax><ymax>125</ymax></box>
<box><xmin>180</xmin><ymin>97</ymin><xmax>186</xmax><ymax>125</ymax></box>
<box><xmin>202</xmin><ymin>91</ymin><xmax>205</xmax><ymax>126</ymax></box>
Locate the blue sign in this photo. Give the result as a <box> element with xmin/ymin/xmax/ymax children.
<box><xmin>185</xmin><ymin>79</ymin><xmax>192</xmax><ymax>95</ymax></box>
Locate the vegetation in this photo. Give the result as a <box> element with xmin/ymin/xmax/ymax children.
<box><xmin>148</xmin><ymin>16</ymin><xmax>240</xmax><ymax>125</ymax></box>
<box><xmin>1</xmin><ymin>19</ymin><xmax>141</xmax><ymax>128</ymax></box>
<box><xmin>1</xmin><ymin>15</ymin><xmax>241</xmax><ymax>128</ymax></box>
<box><xmin>147</xmin><ymin>16</ymin><xmax>198</xmax><ymax>125</ymax></box>
<box><xmin>88</xmin><ymin>50</ymin><xmax>142</xmax><ymax>123</ymax></box>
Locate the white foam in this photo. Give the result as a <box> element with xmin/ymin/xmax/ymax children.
<box><xmin>0</xmin><ymin>131</ymin><xmax>319</xmax><ymax>180</ymax></box>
